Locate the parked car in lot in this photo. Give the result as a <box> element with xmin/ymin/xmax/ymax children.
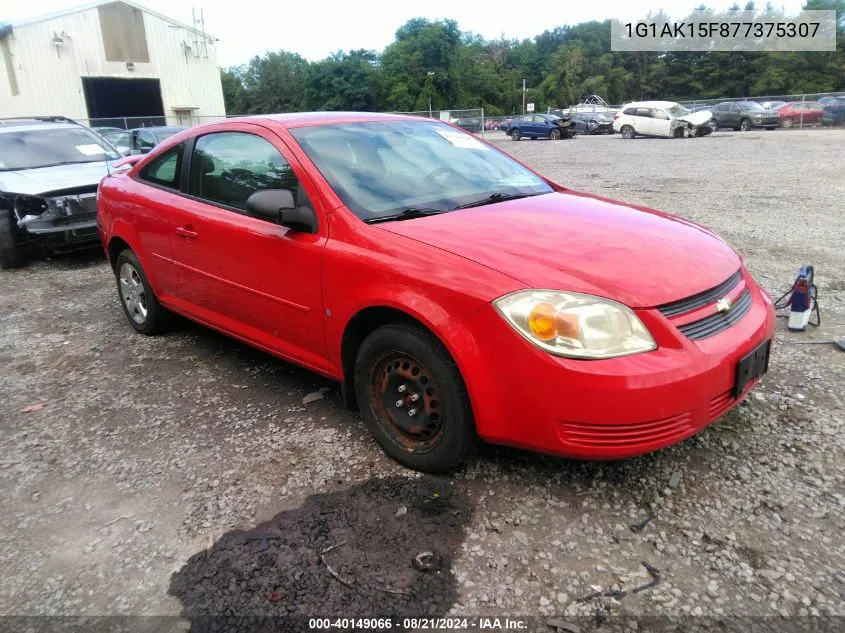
<box><xmin>774</xmin><ymin>102</ymin><xmax>824</xmax><ymax>127</ymax></box>
<box><xmin>569</xmin><ymin>112</ymin><xmax>614</xmax><ymax>135</ymax></box>
<box><xmin>450</xmin><ymin>117</ymin><xmax>482</xmax><ymax>133</ymax></box>
<box><xmin>102</xmin><ymin>126</ymin><xmax>186</xmax><ymax>156</ymax></box>
<box><xmin>506</xmin><ymin>113</ymin><xmax>575</xmax><ymax>140</ymax></box>
<box><xmin>613</xmin><ymin>101</ymin><xmax>713</xmax><ymax>138</ymax></box>
<box><xmin>97</xmin><ymin>112</ymin><xmax>775</xmax><ymax>472</ymax></box>
<box><xmin>0</xmin><ymin>116</ymin><xmax>122</xmax><ymax>268</ymax></box>
<box><xmin>818</xmin><ymin>96</ymin><xmax>845</xmax><ymax>125</ymax></box>
<box><xmin>708</xmin><ymin>101</ymin><xmax>779</xmax><ymax>131</ymax></box>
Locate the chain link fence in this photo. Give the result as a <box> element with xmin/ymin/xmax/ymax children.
<box><xmin>390</xmin><ymin>108</ymin><xmax>486</xmax><ymax>136</ymax></box>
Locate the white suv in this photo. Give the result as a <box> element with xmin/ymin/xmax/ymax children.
<box><xmin>612</xmin><ymin>101</ymin><xmax>713</xmax><ymax>139</ymax></box>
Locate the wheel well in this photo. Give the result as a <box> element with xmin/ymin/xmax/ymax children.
<box><xmin>339</xmin><ymin>306</ymin><xmax>430</xmax><ymax>411</ymax></box>
<box><xmin>107</xmin><ymin>237</ymin><xmax>131</xmax><ymax>270</ymax></box>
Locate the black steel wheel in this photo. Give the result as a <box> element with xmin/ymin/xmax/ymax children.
<box><xmin>354</xmin><ymin>322</ymin><xmax>476</xmax><ymax>472</ymax></box>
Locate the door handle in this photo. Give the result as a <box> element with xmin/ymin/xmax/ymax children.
<box><xmin>176</xmin><ymin>226</ymin><xmax>198</xmax><ymax>240</ymax></box>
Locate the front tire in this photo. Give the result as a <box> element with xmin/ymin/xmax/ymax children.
<box><xmin>0</xmin><ymin>208</ymin><xmax>24</xmax><ymax>270</ymax></box>
<box><xmin>621</xmin><ymin>125</ymin><xmax>635</xmax><ymax>139</ymax></box>
<box><xmin>740</xmin><ymin>118</ymin><xmax>751</xmax><ymax>131</ymax></box>
<box><xmin>710</xmin><ymin>120</ymin><xmax>719</xmax><ymax>132</ymax></box>
<box><xmin>354</xmin><ymin>322</ymin><xmax>476</xmax><ymax>473</ymax></box>
<box><xmin>549</xmin><ymin>128</ymin><xmax>561</xmax><ymax>140</ymax></box>
<box><xmin>509</xmin><ymin>129</ymin><xmax>521</xmax><ymax>141</ymax></box>
<box><xmin>114</xmin><ymin>249</ymin><xmax>169</xmax><ymax>334</ymax></box>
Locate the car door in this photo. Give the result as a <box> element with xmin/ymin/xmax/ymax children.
<box><xmin>167</xmin><ymin>124</ymin><xmax>329</xmax><ymax>370</ymax></box>
<box><xmin>130</xmin><ymin>143</ymin><xmax>190</xmax><ymax>300</ymax></box>
<box><xmin>714</xmin><ymin>103</ymin><xmax>730</xmax><ymax>127</ymax></box>
<box><xmin>633</xmin><ymin>107</ymin><xmax>653</xmax><ymax>134</ymax></box>
<box><xmin>649</xmin><ymin>108</ymin><xmax>672</xmax><ymax>137</ymax></box>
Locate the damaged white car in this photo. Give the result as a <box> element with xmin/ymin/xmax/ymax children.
<box><xmin>612</xmin><ymin>101</ymin><xmax>714</xmax><ymax>139</ymax></box>
<box><xmin>0</xmin><ymin>117</ymin><xmax>121</xmax><ymax>269</ymax></box>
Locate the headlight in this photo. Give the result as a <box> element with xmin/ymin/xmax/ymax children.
<box><xmin>493</xmin><ymin>290</ymin><xmax>656</xmax><ymax>359</ymax></box>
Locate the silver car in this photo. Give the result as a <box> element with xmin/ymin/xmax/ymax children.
<box><xmin>0</xmin><ymin>117</ymin><xmax>121</xmax><ymax>268</ymax></box>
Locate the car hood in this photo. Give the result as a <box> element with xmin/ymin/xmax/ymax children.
<box><xmin>378</xmin><ymin>192</ymin><xmax>741</xmax><ymax>308</ymax></box>
<box><xmin>677</xmin><ymin>111</ymin><xmax>712</xmax><ymax>126</ymax></box>
<box><xmin>0</xmin><ymin>161</ymin><xmax>111</xmax><ymax>196</ymax></box>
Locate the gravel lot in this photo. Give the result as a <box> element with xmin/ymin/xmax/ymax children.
<box><xmin>1</xmin><ymin>128</ymin><xmax>843</xmax><ymax>630</ymax></box>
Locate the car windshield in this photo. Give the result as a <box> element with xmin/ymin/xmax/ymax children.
<box><xmin>104</xmin><ymin>131</ymin><xmax>131</xmax><ymax>147</ymax></box>
<box><xmin>739</xmin><ymin>101</ymin><xmax>765</xmax><ymax>110</ymax></box>
<box><xmin>0</xmin><ymin>126</ymin><xmax>120</xmax><ymax>171</ymax></box>
<box><xmin>665</xmin><ymin>105</ymin><xmax>690</xmax><ymax>117</ymax></box>
<box><xmin>291</xmin><ymin>120</ymin><xmax>553</xmax><ymax>221</ymax></box>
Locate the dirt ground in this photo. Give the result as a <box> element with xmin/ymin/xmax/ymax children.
<box><xmin>1</xmin><ymin>128</ymin><xmax>843</xmax><ymax>631</ymax></box>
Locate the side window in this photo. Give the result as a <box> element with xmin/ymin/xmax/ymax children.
<box><xmin>635</xmin><ymin>108</ymin><xmax>652</xmax><ymax>118</ymax></box>
<box><xmin>730</xmin><ymin>103</ymin><xmax>740</xmax><ymax>112</ymax></box>
<box><xmin>653</xmin><ymin>109</ymin><xmax>669</xmax><ymax>120</ymax></box>
<box><xmin>716</xmin><ymin>103</ymin><xmax>729</xmax><ymax>112</ymax></box>
<box><xmin>188</xmin><ymin>132</ymin><xmax>310</xmax><ymax>214</ymax></box>
<box><xmin>137</xmin><ymin>144</ymin><xmax>183</xmax><ymax>189</ymax></box>
<box><xmin>623</xmin><ymin>107</ymin><xmax>637</xmax><ymax>116</ymax></box>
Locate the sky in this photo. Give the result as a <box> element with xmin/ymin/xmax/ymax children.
<box><xmin>8</xmin><ymin>0</ymin><xmax>808</xmax><ymax>67</ymax></box>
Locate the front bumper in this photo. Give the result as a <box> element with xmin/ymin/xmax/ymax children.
<box><xmin>750</xmin><ymin>118</ymin><xmax>779</xmax><ymax>128</ymax></box>
<box><xmin>452</xmin><ymin>269</ymin><xmax>776</xmax><ymax>459</ymax></box>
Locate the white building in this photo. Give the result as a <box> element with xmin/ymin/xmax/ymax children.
<box><xmin>0</xmin><ymin>0</ymin><xmax>226</xmax><ymax>127</ymax></box>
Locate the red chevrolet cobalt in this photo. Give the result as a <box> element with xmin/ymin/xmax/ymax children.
<box><xmin>97</xmin><ymin>113</ymin><xmax>775</xmax><ymax>472</ymax></box>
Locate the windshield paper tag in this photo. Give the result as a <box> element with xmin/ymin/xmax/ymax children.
<box><xmin>434</xmin><ymin>128</ymin><xmax>488</xmax><ymax>150</ymax></box>
<box><xmin>76</xmin><ymin>144</ymin><xmax>107</xmax><ymax>156</ymax></box>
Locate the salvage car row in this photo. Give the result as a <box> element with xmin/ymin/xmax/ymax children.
<box><xmin>489</xmin><ymin>96</ymin><xmax>844</xmax><ymax>140</ymax></box>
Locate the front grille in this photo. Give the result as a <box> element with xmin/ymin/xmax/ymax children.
<box><xmin>678</xmin><ymin>289</ymin><xmax>752</xmax><ymax>340</ymax></box>
<box><xmin>559</xmin><ymin>411</ymin><xmax>694</xmax><ymax>449</ymax></box>
<box><xmin>658</xmin><ymin>269</ymin><xmax>742</xmax><ymax>317</ymax></box>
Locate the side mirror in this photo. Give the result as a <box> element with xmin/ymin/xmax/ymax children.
<box><xmin>245</xmin><ymin>189</ymin><xmax>318</xmax><ymax>234</ymax></box>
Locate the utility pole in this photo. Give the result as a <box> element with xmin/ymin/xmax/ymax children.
<box><xmin>427</xmin><ymin>71</ymin><xmax>435</xmax><ymax>118</ymax></box>
<box><xmin>522</xmin><ymin>79</ymin><xmax>526</xmax><ymax>114</ymax></box>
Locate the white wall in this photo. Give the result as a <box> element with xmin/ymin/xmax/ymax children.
<box><xmin>0</xmin><ymin>3</ymin><xmax>225</xmax><ymax>121</ymax></box>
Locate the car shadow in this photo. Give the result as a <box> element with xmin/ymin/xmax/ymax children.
<box><xmin>168</xmin><ymin>475</ymin><xmax>472</xmax><ymax>631</ymax></box>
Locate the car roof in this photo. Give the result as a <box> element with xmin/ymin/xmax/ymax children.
<box><xmin>621</xmin><ymin>101</ymin><xmax>681</xmax><ymax>110</ymax></box>
<box><xmin>129</xmin><ymin>126</ymin><xmax>186</xmax><ymax>132</ymax></box>
<box><xmin>226</xmin><ymin>111</ymin><xmax>427</xmax><ymax>129</ymax></box>
<box><xmin>0</xmin><ymin>120</ymin><xmax>85</xmax><ymax>134</ymax></box>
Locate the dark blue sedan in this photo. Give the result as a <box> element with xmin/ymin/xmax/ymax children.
<box><xmin>506</xmin><ymin>114</ymin><xmax>575</xmax><ymax>141</ymax></box>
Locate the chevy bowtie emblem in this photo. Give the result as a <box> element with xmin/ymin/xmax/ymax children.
<box><xmin>716</xmin><ymin>296</ymin><xmax>733</xmax><ymax>313</ymax></box>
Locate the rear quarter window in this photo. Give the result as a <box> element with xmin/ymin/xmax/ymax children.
<box><xmin>138</xmin><ymin>144</ymin><xmax>183</xmax><ymax>189</ymax></box>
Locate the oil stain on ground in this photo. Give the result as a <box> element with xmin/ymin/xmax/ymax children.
<box><xmin>169</xmin><ymin>475</ymin><xmax>472</xmax><ymax>631</ymax></box>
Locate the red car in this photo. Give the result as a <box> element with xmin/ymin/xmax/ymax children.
<box><xmin>775</xmin><ymin>101</ymin><xmax>824</xmax><ymax>127</ymax></box>
<box><xmin>97</xmin><ymin>113</ymin><xmax>775</xmax><ymax>472</ymax></box>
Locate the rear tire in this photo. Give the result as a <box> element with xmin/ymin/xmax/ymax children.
<box><xmin>114</xmin><ymin>249</ymin><xmax>169</xmax><ymax>335</ymax></box>
<box><xmin>510</xmin><ymin>129</ymin><xmax>521</xmax><ymax>141</ymax></box>
<box><xmin>0</xmin><ymin>208</ymin><xmax>24</xmax><ymax>270</ymax></box>
<box><xmin>354</xmin><ymin>322</ymin><xmax>476</xmax><ymax>473</ymax></box>
<box><xmin>621</xmin><ymin>125</ymin><xmax>635</xmax><ymax>139</ymax></box>
<box><xmin>782</xmin><ymin>117</ymin><xmax>793</xmax><ymax>129</ymax></box>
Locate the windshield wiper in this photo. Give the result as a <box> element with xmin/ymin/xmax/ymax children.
<box><xmin>454</xmin><ymin>191</ymin><xmax>546</xmax><ymax>210</ymax></box>
<box><xmin>365</xmin><ymin>208</ymin><xmax>448</xmax><ymax>224</ymax></box>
